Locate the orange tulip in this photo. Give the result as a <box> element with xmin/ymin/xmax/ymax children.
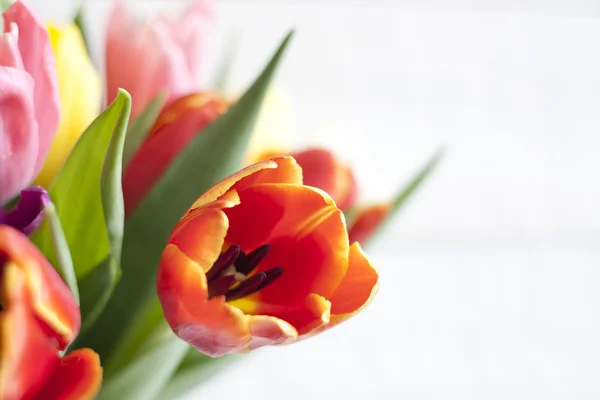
<box><xmin>0</xmin><ymin>225</ymin><xmax>102</xmax><ymax>400</ymax></box>
<box><xmin>157</xmin><ymin>157</ymin><xmax>378</xmax><ymax>357</ymax></box>
<box><xmin>123</xmin><ymin>92</ymin><xmax>229</xmax><ymax>215</ymax></box>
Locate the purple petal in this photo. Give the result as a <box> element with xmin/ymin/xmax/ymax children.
<box><xmin>0</xmin><ymin>186</ymin><xmax>50</xmax><ymax>235</ymax></box>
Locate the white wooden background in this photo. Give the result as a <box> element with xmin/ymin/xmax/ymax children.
<box><xmin>28</xmin><ymin>1</ymin><xmax>600</xmax><ymax>399</ymax></box>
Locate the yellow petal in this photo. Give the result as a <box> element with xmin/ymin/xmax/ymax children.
<box><xmin>35</xmin><ymin>23</ymin><xmax>101</xmax><ymax>187</ymax></box>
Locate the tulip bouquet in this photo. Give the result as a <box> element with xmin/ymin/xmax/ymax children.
<box><xmin>0</xmin><ymin>0</ymin><xmax>441</xmax><ymax>399</ymax></box>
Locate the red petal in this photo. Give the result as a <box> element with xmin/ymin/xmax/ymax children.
<box><xmin>0</xmin><ymin>226</ymin><xmax>80</xmax><ymax>348</ymax></box>
<box><xmin>123</xmin><ymin>93</ymin><xmax>228</xmax><ymax>215</ymax></box>
<box><xmin>223</xmin><ymin>184</ymin><xmax>349</xmax><ymax>306</ymax></box>
<box><xmin>0</xmin><ymin>301</ymin><xmax>59</xmax><ymax>400</ymax></box>
<box><xmin>347</xmin><ymin>204</ymin><xmax>391</xmax><ymax>244</ymax></box>
<box><xmin>292</xmin><ymin>148</ymin><xmax>358</xmax><ymax>211</ymax></box>
<box><xmin>34</xmin><ymin>349</ymin><xmax>102</xmax><ymax>400</ymax></box>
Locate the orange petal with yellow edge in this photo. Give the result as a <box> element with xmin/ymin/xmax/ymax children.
<box><xmin>123</xmin><ymin>92</ymin><xmax>229</xmax><ymax>215</ymax></box>
<box><xmin>0</xmin><ymin>301</ymin><xmax>59</xmax><ymax>400</ymax></box>
<box><xmin>157</xmin><ymin>244</ymin><xmax>251</xmax><ymax>357</ymax></box>
<box><xmin>347</xmin><ymin>204</ymin><xmax>392</xmax><ymax>244</ymax></box>
<box><xmin>33</xmin><ymin>349</ymin><xmax>102</xmax><ymax>400</ymax></box>
<box><xmin>0</xmin><ymin>226</ymin><xmax>80</xmax><ymax>348</ymax></box>
<box><xmin>292</xmin><ymin>148</ymin><xmax>357</xmax><ymax>211</ymax></box>
<box><xmin>169</xmin><ymin>207</ymin><xmax>229</xmax><ymax>273</ymax></box>
<box><xmin>223</xmin><ymin>184</ymin><xmax>348</xmax><ymax>305</ymax></box>
<box><xmin>188</xmin><ymin>157</ymin><xmax>302</xmax><ymax>212</ymax></box>
<box><xmin>327</xmin><ymin>242</ymin><xmax>379</xmax><ymax>327</ymax></box>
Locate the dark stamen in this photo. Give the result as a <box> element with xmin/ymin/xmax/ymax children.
<box><xmin>235</xmin><ymin>244</ymin><xmax>270</xmax><ymax>275</ymax></box>
<box><xmin>257</xmin><ymin>267</ymin><xmax>284</xmax><ymax>291</ymax></box>
<box><xmin>206</xmin><ymin>245</ymin><xmax>240</xmax><ymax>281</ymax></box>
<box><xmin>207</xmin><ymin>275</ymin><xmax>237</xmax><ymax>298</ymax></box>
<box><xmin>225</xmin><ymin>272</ymin><xmax>266</xmax><ymax>301</ymax></box>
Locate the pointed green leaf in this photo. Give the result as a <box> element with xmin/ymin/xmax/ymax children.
<box><xmin>31</xmin><ymin>90</ymin><xmax>130</xmax><ymax>335</ymax></box>
<box><xmin>33</xmin><ymin>90</ymin><xmax>131</xmax><ymax>279</ymax></box>
<box><xmin>123</xmin><ymin>92</ymin><xmax>167</xmax><ymax>167</ymax></box>
<box><xmin>73</xmin><ymin>6</ymin><xmax>89</xmax><ymax>56</ymax></box>
<box><xmin>76</xmin><ymin>31</ymin><xmax>294</xmax><ymax>369</ymax></box>
<box><xmin>158</xmin><ymin>351</ymin><xmax>234</xmax><ymax>399</ymax></box>
<box><xmin>76</xmin><ymin>256</ymin><xmax>121</xmax><ymax>332</ymax></box>
<box><xmin>359</xmin><ymin>147</ymin><xmax>444</xmax><ymax>246</ymax></box>
<box><xmin>78</xmin><ymin>89</ymin><xmax>130</xmax><ymax>331</ymax></box>
<box><xmin>390</xmin><ymin>148</ymin><xmax>444</xmax><ymax>212</ymax></box>
<box><xmin>98</xmin><ymin>324</ymin><xmax>189</xmax><ymax>400</ymax></box>
<box><xmin>32</xmin><ymin>203</ymin><xmax>79</xmax><ymax>303</ymax></box>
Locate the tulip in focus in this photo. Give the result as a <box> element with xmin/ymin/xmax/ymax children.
<box><xmin>105</xmin><ymin>0</ymin><xmax>213</xmax><ymax>117</ymax></box>
<box><xmin>0</xmin><ymin>226</ymin><xmax>102</xmax><ymax>399</ymax></box>
<box><xmin>157</xmin><ymin>157</ymin><xmax>379</xmax><ymax>357</ymax></box>
<box><xmin>35</xmin><ymin>22</ymin><xmax>102</xmax><ymax>188</ymax></box>
<box><xmin>0</xmin><ymin>1</ymin><xmax>60</xmax><ymax>204</ymax></box>
<box><xmin>123</xmin><ymin>92</ymin><xmax>229</xmax><ymax>214</ymax></box>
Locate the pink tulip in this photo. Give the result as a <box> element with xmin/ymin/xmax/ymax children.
<box><xmin>0</xmin><ymin>1</ymin><xmax>60</xmax><ymax>204</ymax></box>
<box><xmin>105</xmin><ymin>0</ymin><xmax>213</xmax><ymax>117</ymax></box>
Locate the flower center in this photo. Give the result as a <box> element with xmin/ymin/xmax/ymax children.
<box><xmin>206</xmin><ymin>244</ymin><xmax>283</xmax><ymax>301</ymax></box>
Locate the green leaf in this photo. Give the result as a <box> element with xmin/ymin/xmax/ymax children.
<box><xmin>98</xmin><ymin>324</ymin><xmax>189</xmax><ymax>400</ymax></box>
<box><xmin>158</xmin><ymin>351</ymin><xmax>234</xmax><ymax>399</ymax></box>
<box><xmin>76</xmin><ymin>31</ymin><xmax>295</xmax><ymax>380</ymax></box>
<box><xmin>31</xmin><ymin>90</ymin><xmax>130</xmax><ymax>335</ymax></box>
<box><xmin>360</xmin><ymin>147</ymin><xmax>444</xmax><ymax>245</ymax></box>
<box><xmin>32</xmin><ymin>90</ymin><xmax>131</xmax><ymax>280</ymax></box>
<box><xmin>391</xmin><ymin>148</ymin><xmax>444</xmax><ymax>211</ymax></box>
<box><xmin>31</xmin><ymin>203</ymin><xmax>79</xmax><ymax>303</ymax></box>
<box><xmin>123</xmin><ymin>92</ymin><xmax>167</xmax><ymax>168</ymax></box>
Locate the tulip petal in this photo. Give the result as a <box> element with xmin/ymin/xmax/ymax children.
<box><xmin>0</xmin><ymin>225</ymin><xmax>80</xmax><ymax>348</ymax></box>
<box><xmin>33</xmin><ymin>349</ymin><xmax>102</xmax><ymax>400</ymax></box>
<box><xmin>169</xmin><ymin>207</ymin><xmax>229</xmax><ymax>273</ymax></box>
<box><xmin>123</xmin><ymin>93</ymin><xmax>228</xmax><ymax>214</ymax></box>
<box><xmin>224</xmin><ymin>184</ymin><xmax>348</xmax><ymax>305</ymax></box>
<box><xmin>0</xmin><ymin>267</ymin><xmax>59</xmax><ymax>400</ymax></box>
<box><xmin>3</xmin><ymin>0</ymin><xmax>61</xmax><ymax>173</ymax></box>
<box><xmin>157</xmin><ymin>243</ymin><xmax>251</xmax><ymax>357</ymax></box>
<box><xmin>347</xmin><ymin>204</ymin><xmax>391</xmax><ymax>244</ymax></box>
<box><xmin>0</xmin><ymin>22</ymin><xmax>24</xmax><ymax>68</ymax></box>
<box><xmin>247</xmin><ymin>315</ymin><xmax>298</xmax><ymax>350</ymax></box>
<box><xmin>0</xmin><ymin>66</ymin><xmax>38</xmax><ymax>205</ymax></box>
<box><xmin>0</xmin><ymin>186</ymin><xmax>50</xmax><ymax>235</ymax></box>
<box><xmin>292</xmin><ymin>148</ymin><xmax>357</xmax><ymax>212</ymax></box>
<box><xmin>327</xmin><ymin>242</ymin><xmax>379</xmax><ymax>325</ymax></box>
<box><xmin>188</xmin><ymin>157</ymin><xmax>302</xmax><ymax>211</ymax></box>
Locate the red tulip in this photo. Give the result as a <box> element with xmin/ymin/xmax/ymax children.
<box><xmin>291</xmin><ymin>148</ymin><xmax>357</xmax><ymax>212</ymax></box>
<box><xmin>0</xmin><ymin>226</ymin><xmax>102</xmax><ymax>400</ymax></box>
<box><xmin>157</xmin><ymin>157</ymin><xmax>379</xmax><ymax>357</ymax></box>
<box><xmin>123</xmin><ymin>92</ymin><xmax>229</xmax><ymax>214</ymax></box>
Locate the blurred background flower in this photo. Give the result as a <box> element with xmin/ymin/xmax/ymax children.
<box><xmin>0</xmin><ymin>1</ymin><xmax>60</xmax><ymax>204</ymax></box>
<box><xmin>105</xmin><ymin>0</ymin><xmax>213</xmax><ymax>116</ymax></box>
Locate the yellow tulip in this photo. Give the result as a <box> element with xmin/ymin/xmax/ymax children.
<box><xmin>35</xmin><ymin>23</ymin><xmax>101</xmax><ymax>187</ymax></box>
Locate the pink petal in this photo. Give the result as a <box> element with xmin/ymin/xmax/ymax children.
<box><xmin>0</xmin><ymin>67</ymin><xmax>38</xmax><ymax>204</ymax></box>
<box><xmin>105</xmin><ymin>0</ymin><xmax>213</xmax><ymax>117</ymax></box>
<box><xmin>3</xmin><ymin>0</ymin><xmax>60</xmax><ymax>174</ymax></box>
